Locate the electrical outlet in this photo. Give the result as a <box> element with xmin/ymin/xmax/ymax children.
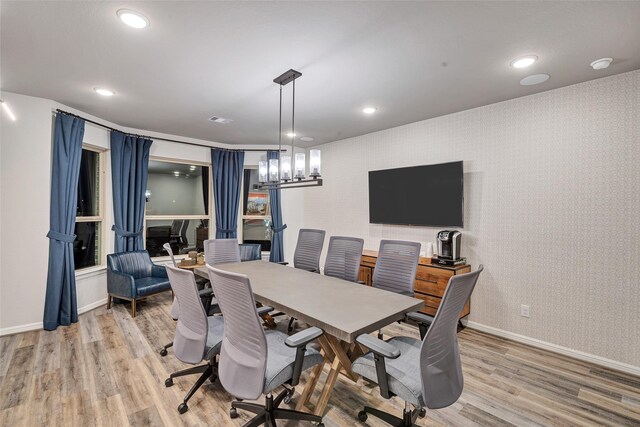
<box><xmin>520</xmin><ymin>304</ymin><xmax>530</xmax><ymax>318</ymax></box>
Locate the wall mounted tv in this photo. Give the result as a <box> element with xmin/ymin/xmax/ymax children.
<box><xmin>368</xmin><ymin>161</ymin><xmax>463</xmax><ymax>227</ymax></box>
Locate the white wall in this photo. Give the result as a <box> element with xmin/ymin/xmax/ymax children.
<box><xmin>0</xmin><ymin>91</ymin><xmax>296</xmax><ymax>334</ymax></box>
<box><xmin>298</xmin><ymin>70</ymin><xmax>640</xmax><ymax>370</ymax></box>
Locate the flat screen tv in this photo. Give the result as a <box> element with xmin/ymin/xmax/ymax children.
<box><xmin>368</xmin><ymin>161</ymin><xmax>463</xmax><ymax>227</ymax></box>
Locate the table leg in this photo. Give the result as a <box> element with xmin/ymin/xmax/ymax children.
<box><xmin>313</xmin><ymin>356</ymin><xmax>341</xmax><ymax>416</ymax></box>
<box><xmin>325</xmin><ymin>335</ymin><xmax>358</xmax><ymax>382</ymax></box>
<box><xmin>296</xmin><ymin>353</ymin><xmax>326</xmax><ymax>411</ymax></box>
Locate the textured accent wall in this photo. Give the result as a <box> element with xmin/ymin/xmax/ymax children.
<box><xmin>302</xmin><ymin>70</ymin><xmax>640</xmax><ymax>367</ymax></box>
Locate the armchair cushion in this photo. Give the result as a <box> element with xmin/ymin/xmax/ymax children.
<box><xmin>352</xmin><ymin>336</ymin><xmax>424</xmax><ymax>407</ymax></box>
<box><xmin>135</xmin><ymin>277</ymin><xmax>172</xmax><ymax>297</ymax></box>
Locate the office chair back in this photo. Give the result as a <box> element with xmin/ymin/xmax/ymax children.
<box><xmin>166</xmin><ymin>265</ymin><xmax>209</xmax><ymax>365</ymax></box>
<box><xmin>203</xmin><ymin>238</ymin><xmax>241</xmax><ymax>265</ymax></box>
<box><xmin>372</xmin><ymin>240</ymin><xmax>421</xmax><ymax>296</ymax></box>
<box><xmin>420</xmin><ymin>265</ymin><xmax>483</xmax><ymax>409</ymax></box>
<box><xmin>171</xmin><ymin>220</ymin><xmax>184</xmax><ymax>236</ymax></box>
<box><xmin>239</xmin><ymin>243</ymin><xmax>262</xmax><ymax>262</ymax></box>
<box><xmin>206</xmin><ymin>265</ymin><xmax>268</xmax><ymax>401</ymax></box>
<box><xmin>163</xmin><ymin>243</ymin><xmax>180</xmax><ymax>319</ymax></box>
<box><xmin>324</xmin><ymin>236</ymin><xmax>364</xmax><ymax>282</ymax></box>
<box><xmin>179</xmin><ymin>219</ymin><xmax>190</xmax><ymax>243</ymax></box>
<box><xmin>293</xmin><ymin>229</ymin><xmax>326</xmax><ymax>272</ymax></box>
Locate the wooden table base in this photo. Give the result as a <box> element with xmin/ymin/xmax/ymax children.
<box><xmin>296</xmin><ymin>334</ymin><xmax>364</xmax><ymax>416</ymax></box>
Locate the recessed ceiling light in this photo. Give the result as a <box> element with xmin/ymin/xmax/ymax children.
<box><xmin>300</xmin><ymin>136</ymin><xmax>314</xmax><ymax>142</ymax></box>
<box><xmin>189</xmin><ymin>165</ymin><xmax>196</xmax><ymax>171</ymax></box>
<box><xmin>0</xmin><ymin>100</ymin><xmax>16</xmax><ymax>121</ymax></box>
<box><xmin>117</xmin><ymin>9</ymin><xmax>149</xmax><ymax>29</ymax></box>
<box><xmin>520</xmin><ymin>74</ymin><xmax>550</xmax><ymax>86</ymax></box>
<box><xmin>173</xmin><ymin>171</ymin><xmax>180</xmax><ymax>177</ymax></box>
<box><xmin>362</xmin><ymin>107</ymin><xmax>377</xmax><ymax>114</ymax></box>
<box><xmin>590</xmin><ymin>58</ymin><xmax>613</xmax><ymax>70</ymax></box>
<box><xmin>94</xmin><ymin>87</ymin><xmax>115</xmax><ymax>97</ymax></box>
<box><xmin>510</xmin><ymin>55</ymin><xmax>538</xmax><ymax>69</ymax></box>
<box><xmin>286</xmin><ymin>132</ymin><xmax>297</xmax><ymax>138</ymax></box>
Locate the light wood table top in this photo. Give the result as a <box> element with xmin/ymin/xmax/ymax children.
<box><xmin>196</xmin><ymin>260</ymin><xmax>423</xmax><ymax>343</ymax></box>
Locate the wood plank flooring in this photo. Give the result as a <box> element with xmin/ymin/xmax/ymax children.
<box><xmin>0</xmin><ymin>292</ymin><xmax>638</xmax><ymax>426</ymax></box>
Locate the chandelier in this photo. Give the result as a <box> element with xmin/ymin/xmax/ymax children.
<box><xmin>256</xmin><ymin>69</ymin><xmax>322</xmax><ymax>190</ymax></box>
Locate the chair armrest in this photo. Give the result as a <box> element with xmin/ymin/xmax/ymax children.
<box><xmin>284</xmin><ymin>326</ymin><xmax>324</xmax><ymax>387</ymax></box>
<box><xmin>198</xmin><ymin>288</ymin><xmax>214</xmax><ymax>297</ymax></box>
<box><xmin>285</xmin><ymin>326</ymin><xmax>323</xmax><ymax>348</ymax></box>
<box><xmin>405</xmin><ymin>311</ymin><xmax>434</xmax><ymax>340</ymax></box>
<box><xmin>356</xmin><ymin>334</ymin><xmax>401</xmax><ymax>359</ymax></box>
<box><xmin>276</xmin><ymin>261</ymin><xmax>289</xmax><ymax>266</ymax></box>
<box><xmin>151</xmin><ymin>264</ymin><xmax>168</xmax><ymax>278</ymax></box>
<box><xmin>107</xmin><ymin>269</ymin><xmax>136</xmax><ymax>298</ymax></box>
<box><xmin>356</xmin><ymin>334</ymin><xmax>400</xmax><ymax>399</ymax></box>
<box><xmin>257</xmin><ymin>306</ymin><xmax>274</xmax><ymax>317</ymax></box>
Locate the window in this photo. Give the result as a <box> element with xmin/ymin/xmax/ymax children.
<box><xmin>145</xmin><ymin>159</ymin><xmax>210</xmax><ymax>257</ymax></box>
<box><xmin>74</xmin><ymin>147</ymin><xmax>104</xmax><ymax>270</ymax></box>
<box><xmin>241</xmin><ymin>168</ymin><xmax>272</xmax><ymax>252</ymax></box>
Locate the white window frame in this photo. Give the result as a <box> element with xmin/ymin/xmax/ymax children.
<box><xmin>240</xmin><ymin>165</ymin><xmax>271</xmax><ymax>253</ymax></box>
<box><xmin>144</xmin><ymin>156</ymin><xmax>213</xmax><ymax>259</ymax></box>
<box><xmin>75</xmin><ymin>144</ymin><xmax>106</xmax><ymax>273</ymax></box>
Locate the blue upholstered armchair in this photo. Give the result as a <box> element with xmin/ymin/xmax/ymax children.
<box><xmin>107</xmin><ymin>250</ymin><xmax>171</xmax><ymax>317</ymax></box>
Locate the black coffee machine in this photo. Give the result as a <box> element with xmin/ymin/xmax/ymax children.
<box><xmin>436</xmin><ymin>230</ymin><xmax>462</xmax><ymax>263</ymax></box>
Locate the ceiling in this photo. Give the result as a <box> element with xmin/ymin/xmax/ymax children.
<box><xmin>148</xmin><ymin>160</ymin><xmax>205</xmax><ymax>176</ymax></box>
<box><xmin>2</xmin><ymin>2</ymin><xmax>639</xmax><ymax>147</ymax></box>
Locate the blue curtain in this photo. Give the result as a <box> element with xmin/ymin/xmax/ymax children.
<box><xmin>212</xmin><ymin>149</ymin><xmax>244</xmax><ymax>238</ymax></box>
<box><xmin>267</xmin><ymin>150</ymin><xmax>286</xmax><ymax>262</ymax></box>
<box><xmin>43</xmin><ymin>114</ymin><xmax>85</xmax><ymax>331</ymax></box>
<box><xmin>110</xmin><ymin>132</ymin><xmax>153</xmax><ymax>252</ymax></box>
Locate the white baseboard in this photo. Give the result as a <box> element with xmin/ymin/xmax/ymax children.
<box><xmin>0</xmin><ymin>298</ymin><xmax>108</xmax><ymax>337</ymax></box>
<box><xmin>466</xmin><ymin>321</ymin><xmax>640</xmax><ymax>377</ymax></box>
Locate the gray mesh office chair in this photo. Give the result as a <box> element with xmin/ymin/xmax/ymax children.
<box><xmin>293</xmin><ymin>229</ymin><xmax>326</xmax><ymax>272</ymax></box>
<box><xmin>323</xmin><ymin>236</ymin><xmax>364</xmax><ymax>282</ymax></box>
<box><xmin>204</xmin><ymin>238</ymin><xmax>241</xmax><ymax>265</ymax></box>
<box><xmin>372</xmin><ymin>240</ymin><xmax>421</xmax><ymax>339</ymax></box>
<box><xmin>239</xmin><ymin>243</ymin><xmax>262</xmax><ymax>261</ymax></box>
<box><xmin>352</xmin><ymin>266</ymin><xmax>483</xmax><ymax>426</ymax></box>
<box><xmin>285</xmin><ymin>229</ymin><xmax>326</xmax><ymax>332</ymax></box>
<box><xmin>163</xmin><ymin>265</ymin><xmax>225</xmax><ymax>414</ymax></box>
<box><xmin>159</xmin><ymin>243</ymin><xmax>215</xmax><ymax>357</ymax></box>
<box><xmin>206</xmin><ymin>265</ymin><xmax>326</xmax><ymax>427</ymax></box>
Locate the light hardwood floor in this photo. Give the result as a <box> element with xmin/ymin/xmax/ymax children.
<box><xmin>1</xmin><ymin>293</ymin><xmax>639</xmax><ymax>427</ymax></box>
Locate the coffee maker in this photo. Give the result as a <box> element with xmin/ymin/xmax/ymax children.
<box><xmin>436</xmin><ymin>230</ymin><xmax>462</xmax><ymax>261</ymax></box>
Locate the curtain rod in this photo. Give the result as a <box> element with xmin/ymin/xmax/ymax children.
<box><xmin>54</xmin><ymin>109</ymin><xmax>286</xmax><ymax>152</ymax></box>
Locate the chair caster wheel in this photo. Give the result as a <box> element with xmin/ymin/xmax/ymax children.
<box><xmin>159</xmin><ymin>348</ymin><xmax>168</xmax><ymax>357</ymax></box>
<box><xmin>317</xmin><ymin>423</ymin><xmax>324</xmax><ymax>427</ymax></box>
<box><xmin>165</xmin><ymin>378</ymin><xmax>173</xmax><ymax>387</ymax></box>
<box><xmin>209</xmin><ymin>374</ymin><xmax>218</xmax><ymax>383</ymax></box>
<box><xmin>230</xmin><ymin>408</ymin><xmax>238</xmax><ymax>419</ymax></box>
<box><xmin>178</xmin><ymin>403</ymin><xmax>188</xmax><ymax>414</ymax></box>
<box><xmin>283</xmin><ymin>389</ymin><xmax>294</xmax><ymax>404</ymax></box>
<box><xmin>358</xmin><ymin>411</ymin><xmax>368</xmax><ymax>421</ymax></box>
<box><xmin>418</xmin><ymin>408</ymin><xmax>426</xmax><ymax>418</ymax></box>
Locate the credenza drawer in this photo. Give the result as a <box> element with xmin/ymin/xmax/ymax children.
<box><xmin>414</xmin><ymin>266</ymin><xmax>453</xmax><ymax>296</ymax></box>
<box><xmin>414</xmin><ymin>291</ymin><xmax>470</xmax><ymax>318</ymax></box>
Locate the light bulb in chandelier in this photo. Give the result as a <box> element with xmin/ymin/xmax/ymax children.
<box><xmin>269</xmin><ymin>159</ymin><xmax>280</xmax><ymax>182</ymax></box>
<box><xmin>258</xmin><ymin>161</ymin><xmax>268</xmax><ymax>183</ymax></box>
<box><xmin>309</xmin><ymin>149</ymin><xmax>321</xmax><ymax>178</ymax></box>
<box><xmin>294</xmin><ymin>153</ymin><xmax>306</xmax><ymax>180</ymax></box>
<box><xmin>280</xmin><ymin>155</ymin><xmax>292</xmax><ymax>181</ymax></box>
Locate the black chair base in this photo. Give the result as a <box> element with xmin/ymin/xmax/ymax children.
<box><xmin>159</xmin><ymin>341</ymin><xmax>173</xmax><ymax>356</ymax></box>
<box><xmin>165</xmin><ymin>361</ymin><xmax>218</xmax><ymax>413</ymax></box>
<box><xmin>357</xmin><ymin>406</ymin><xmax>424</xmax><ymax>427</ymax></box>
<box><xmin>230</xmin><ymin>388</ymin><xmax>323</xmax><ymax>427</ymax></box>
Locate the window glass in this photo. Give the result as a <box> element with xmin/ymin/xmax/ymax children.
<box><xmin>74</xmin><ymin>221</ymin><xmax>101</xmax><ymax>269</ymax></box>
<box><xmin>242</xmin><ymin>169</ymin><xmax>270</xmax><ymax>216</ymax></box>
<box><xmin>145</xmin><ymin>219</ymin><xmax>209</xmax><ymax>257</ymax></box>
<box><xmin>76</xmin><ymin>149</ymin><xmax>100</xmax><ymax>217</ymax></box>
<box><xmin>146</xmin><ymin>161</ymin><xmax>209</xmax><ymax>216</ymax></box>
<box><xmin>242</xmin><ymin>218</ymin><xmax>272</xmax><ymax>252</ymax></box>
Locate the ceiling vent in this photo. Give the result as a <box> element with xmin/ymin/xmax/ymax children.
<box><xmin>208</xmin><ymin>116</ymin><xmax>233</xmax><ymax>124</ymax></box>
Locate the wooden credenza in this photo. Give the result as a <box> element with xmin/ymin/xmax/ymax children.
<box><xmin>359</xmin><ymin>249</ymin><xmax>471</xmax><ymax>319</ymax></box>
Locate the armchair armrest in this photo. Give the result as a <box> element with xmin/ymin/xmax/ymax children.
<box><xmin>405</xmin><ymin>311</ymin><xmax>434</xmax><ymax>339</ymax></box>
<box><xmin>356</xmin><ymin>333</ymin><xmax>400</xmax><ymax>399</ymax></box>
<box><xmin>356</xmin><ymin>334</ymin><xmax>400</xmax><ymax>359</ymax></box>
<box><xmin>284</xmin><ymin>326</ymin><xmax>324</xmax><ymax>387</ymax></box>
<box><xmin>151</xmin><ymin>263</ymin><xmax>168</xmax><ymax>278</ymax></box>
<box><xmin>257</xmin><ymin>306</ymin><xmax>274</xmax><ymax>317</ymax></box>
<box><xmin>107</xmin><ymin>269</ymin><xmax>136</xmax><ymax>298</ymax></box>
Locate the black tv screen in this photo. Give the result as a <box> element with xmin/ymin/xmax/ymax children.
<box><xmin>368</xmin><ymin>161</ymin><xmax>463</xmax><ymax>227</ymax></box>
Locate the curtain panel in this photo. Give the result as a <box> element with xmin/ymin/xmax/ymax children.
<box><xmin>267</xmin><ymin>150</ymin><xmax>286</xmax><ymax>262</ymax></box>
<box><xmin>110</xmin><ymin>132</ymin><xmax>153</xmax><ymax>252</ymax></box>
<box><xmin>43</xmin><ymin>114</ymin><xmax>85</xmax><ymax>331</ymax></box>
<box><xmin>212</xmin><ymin>149</ymin><xmax>244</xmax><ymax>238</ymax></box>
